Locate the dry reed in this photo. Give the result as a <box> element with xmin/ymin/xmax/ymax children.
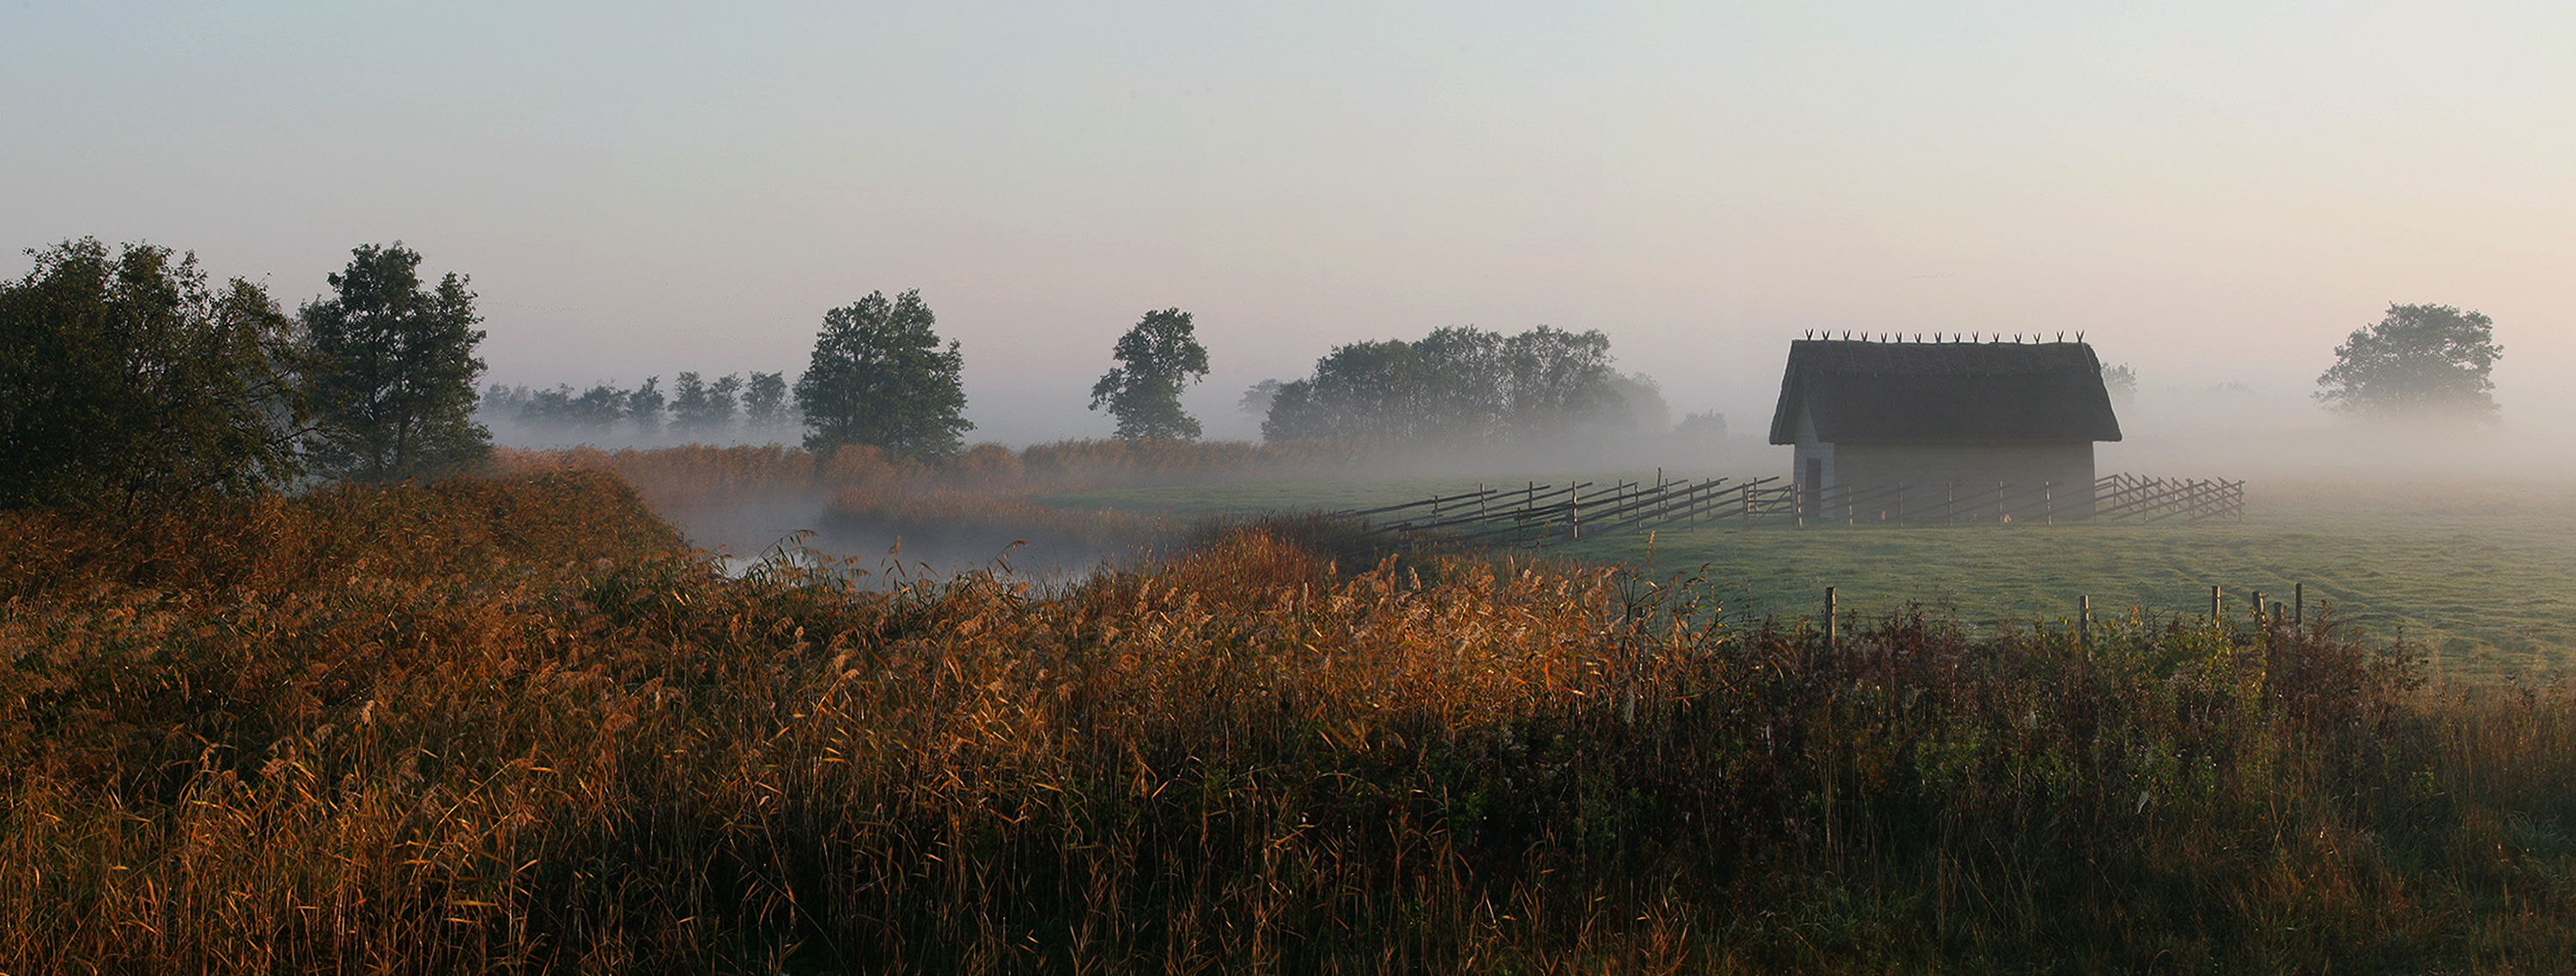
<box><xmin>3</xmin><ymin>470</ymin><xmax>2572</xmax><ymax>973</ymax></box>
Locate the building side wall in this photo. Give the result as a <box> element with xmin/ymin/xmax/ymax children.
<box><xmin>1832</xmin><ymin>441</ymin><xmax>2097</xmax><ymax>513</ymax></box>
<box><xmin>1791</xmin><ymin>404</ymin><xmax>1835</xmax><ymax>485</ymax></box>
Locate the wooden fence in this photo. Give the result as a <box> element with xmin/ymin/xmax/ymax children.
<box><xmin>1334</xmin><ymin>472</ymin><xmax>2244</xmax><ymax>549</ymax></box>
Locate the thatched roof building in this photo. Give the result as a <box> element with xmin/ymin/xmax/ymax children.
<box><xmin>1768</xmin><ymin>336</ymin><xmax>2122</xmax><ymax>515</ymax></box>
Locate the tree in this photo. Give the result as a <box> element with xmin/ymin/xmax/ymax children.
<box><xmin>299</xmin><ymin>243</ymin><xmax>489</xmax><ymax>481</ymax></box>
<box><xmin>794</xmin><ymin>289</ymin><xmax>972</xmax><ymax>459</ymax></box>
<box><xmin>1258</xmin><ymin>324</ymin><xmax>1630</xmax><ymax>446</ymax></box>
<box><xmin>1238</xmin><ymin>379</ymin><xmax>1284</xmax><ymax>420</ymax></box>
<box><xmin>0</xmin><ymin>239</ymin><xmax>305</xmax><ymax>510</ymax></box>
<box><xmin>2315</xmin><ymin>304</ymin><xmax>2502</xmax><ymax>421</ymax></box>
<box><xmin>516</xmin><ymin>383</ymin><xmax>627</xmax><ymax>438</ymax></box>
<box><xmin>1090</xmin><ymin>308</ymin><xmax>1212</xmax><ymax>440</ymax></box>
<box><xmin>627</xmin><ymin>376</ymin><xmax>665</xmax><ymax>438</ymax></box>
<box><xmin>670</xmin><ymin>371</ymin><xmax>742</xmax><ymax>440</ymax></box>
<box><xmin>744</xmin><ymin>371</ymin><xmax>792</xmax><ymax>438</ymax></box>
<box><xmin>2103</xmin><ymin>363</ymin><xmax>2137</xmax><ymax>408</ymax></box>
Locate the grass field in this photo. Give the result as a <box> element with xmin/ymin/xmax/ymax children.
<box><xmin>1042</xmin><ymin>471</ymin><xmax>2576</xmax><ymax>682</ymax></box>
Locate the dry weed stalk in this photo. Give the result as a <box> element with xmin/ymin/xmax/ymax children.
<box><xmin>2</xmin><ymin>470</ymin><xmax>2572</xmax><ymax>973</ymax></box>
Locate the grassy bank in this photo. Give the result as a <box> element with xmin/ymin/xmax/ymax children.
<box><xmin>4</xmin><ymin>471</ymin><xmax>2575</xmax><ymax>972</ymax></box>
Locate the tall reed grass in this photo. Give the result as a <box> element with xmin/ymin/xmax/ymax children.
<box><xmin>3</xmin><ymin>472</ymin><xmax>2572</xmax><ymax>973</ymax></box>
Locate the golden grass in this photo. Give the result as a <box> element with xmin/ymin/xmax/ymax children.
<box><xmin>3</xmin><ymin>470</ymin><xmax>2573</xmax><ymax>973</ymax></box>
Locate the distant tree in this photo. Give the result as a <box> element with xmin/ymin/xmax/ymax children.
<box><xmin>1498</xmin><ymin>325</ymin><xmax>1625</xmax><ymax>440</ymax></box>
<box><xmin>0</xmin><ymin>239</ymin><xmax>305</xmax><ymax>510</ymax></box>
<box><xmin>2315</xmin><ymin>304</ymin><xmax>2503</xmax><ymax>421</ymax></box>
<box><xmin>517</xmin><ymin>383</ymin><xmax>627</xmax><ymax>439</ymax></box>
<box><xmin>744</xmin><ymin>370</ymin><xmax>792</xmax><ymax>438</ymax></box>
<box><xmin>1259</xmin><ymin>324</ymin><xmax>1629</xmax><ymax>446</ymax></box>
<box><xmin>299</xmin><ymin>243</ymin><xmax>489</xmax><ymax>481</ymax></box>
<box><xmin>1238</xmin><ymin>379</ymin><xmax>1284</xmax><ymax>419</ymax></box>
<box><xmin>795</xmin><ymin>289</ymin><xmax>972</xmax><ymax>460</ymax></box>
<box><xmin>482</xmin><ymin>383</ymin><xmax>532</xmax><ymax>419</ymax></box>
<box><xmin>517</xmin><ymin>385</ymin><xmax>576</xmax><ymax>433</ymax></box>
<box><xmin>1606</xmin><ymin>371</ymin><xmax>1669</xmax><ymax>436</ymax></box>
<box><xmin>1090</xmin><ymin>308</ymin><xmax>1212</xmax><ymax>440</ymax></box>
<box><xmin>2103</xmin><ymin>363</ymin><xmax>2138</xmax><ymax>408</ymax></box>
<box><xmin>669</xmin><ymin>371</ymin><xmax>742</xmax><ymax>440</ymax></box>
<box><xmin>1673</xmin><ymin>410</ymin><xmax>1728</xmax><ymax>442</ymax></box>
<box><xmin>627</xmin><ymin>376</ymin><xmax>665</xmax><ymax>438</ymax></box>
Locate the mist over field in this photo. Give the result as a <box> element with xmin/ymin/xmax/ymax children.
<box><xmin>16</xmin><ymin>3</ymin><xmax>2576</xmax><ymax>969</ymax></box>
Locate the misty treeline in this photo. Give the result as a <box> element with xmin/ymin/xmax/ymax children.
<box><xmin>1</xmin><ymin>238</ymin><xmax>488</xmax><ymax>511</ymax></box>
<box><xmin>483</xmin><ymin>371</ymin><xmax>796</xmax><ymax>443</ymax></box>
<box><xmin>1244</xmin><ymin>324</ymin><xmax>1723</xmax><ymax>450</ymax></box>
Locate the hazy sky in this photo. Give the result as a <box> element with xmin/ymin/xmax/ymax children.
<box><xmin>6</xmin><ymin>1</ymin><xmax>2569</xmax><ymax>446</ymax></box>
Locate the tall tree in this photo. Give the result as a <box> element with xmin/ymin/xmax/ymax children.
<box><xmin>0</xmin><ymin>239</ymin><xmax>305</xmax><ymax>510</ymax></box>
<box><xmin>743</xmin><ymin>370</ymin><xmax>792</xmax><ymax>437</ymax></box>
<box><xmin>2315</xmin><ymin>303</ymin><xmax>2503</xmax><ymax>421</ymax></box>
<box><xmin>1090</xmin><ymin>308</ymin><xmax>1212</xmax><ymax>440</ymax></box>
<box><xmin>299</xmin><ymin>243</ymin><xmax>489</xmax><ymax>481</ymax></box>
<box><xmin>794</xmin><ymin>289</ymin><xmax>972</xmax><ymax>459</ymax></box>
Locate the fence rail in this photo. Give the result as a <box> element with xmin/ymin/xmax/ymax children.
<box><xmin>1332</xmin><ymin>472</ymin><xmax>2244</xmax><ymax>549</ymax></box>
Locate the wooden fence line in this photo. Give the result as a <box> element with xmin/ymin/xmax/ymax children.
<box><xmin>1330</xmin><ymin>472</ymin><xmax>2245</xmax><ymax>549</ymax></box>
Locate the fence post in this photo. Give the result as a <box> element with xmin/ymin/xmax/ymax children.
<box><xmin>1571</xmin><ymin>484</ymin><xmax>1582</xmax><ymax>541</ymax></box>
<box><xmin>2044</xmin><ymin>482</ymin><xmax>2054</xmax><ymax>525</ymax></box>
<box><xmin>1826</xmin><ymin>585</ymin><xmax>1838</xmax><ymax>650</ymax></box>
<box><xmin>2294</xmin><ymin>582</ymin><xmax>2304</xmax><ymax>628</ymax></box>
<box><xmin>2080</xmin><ymin>594</ymin><xmax>2091</xmax><ymax>650</ymax></box>
<box><xmin>2210</xmin><ymin>585</ymin><xmax>2221</xmax><ymax>622</ymax></box>
<box><xmin>2252</xmin><ymin>591</ymin><xmax>2264</xmax><ymax>628</ymax></box>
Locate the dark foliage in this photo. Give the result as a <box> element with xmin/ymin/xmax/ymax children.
<box><xmin>795</xmin><ymin>289</ymin><xmax>972</xmax><ymax>460</ymax></box>
<box><xmin>299</xmin><ymin>242</ymin><xmax>490</xmax><ymax>481</ymax></box>
<box><xmin>0</xmin><ymin>239</ymin><xmax>304</xmax><ymax>511</ymax></box>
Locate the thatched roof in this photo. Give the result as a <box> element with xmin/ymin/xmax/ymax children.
<box><xmin>1767</xmin><ymin>339</ymin><xmax>2123</xmax><ymax>445</ymax></box>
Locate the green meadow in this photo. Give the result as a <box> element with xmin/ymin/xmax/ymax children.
<box><xmin>1044</xmin><ymin>473</ymin><xmax>2576</xmax><ymax>682</ymax></box>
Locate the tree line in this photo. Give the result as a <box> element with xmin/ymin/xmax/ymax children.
<box><xmin>9</xmin><ymin>233</ymin><xmax>2498</xmax><ymax>516</ymax></box>
<box><xmin>484</xmin><ymin>371</ymin><xmax>795</xmax><ymax>441</ymax></box>
<box><xmin>0</xmin><ymin>236</ymin><xmax>1716</xmax><ymax>514</ymax></box>
<box><xmin>2</xmin><ymin>239</ymin><xmax>487</xmax><ymax>510</ymax></box>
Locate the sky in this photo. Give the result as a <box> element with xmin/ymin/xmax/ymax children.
<box><xmin>5</xmin><ymin>0</ymin><xmax>2571</xmax><ymax>451</ymax></box>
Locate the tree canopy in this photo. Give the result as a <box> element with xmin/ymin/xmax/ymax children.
<box><xmin>0</xmin><ymin>239</ymin><xmax>306</xmax><ymax>510</ymax></box>
<box><xmin>794</xmin><ymin>289</ymin><xmax>972</xmax><ymax>459</ymax></box>
<box><xmin>2314</xmin><ymin>303</ymin><xmax>2502</xmax><ymax>421</ymax></box>
<box><xmin>1260</xmin><ymin>325</ymin><xmax>1632</xmax><ymax>446</ymax></box>
<box><xmin>299</xmin><ymin>243</ymin><xmax>490</xmax><ymax>481</ymax></box>
<box><xmin>1090</xmin><ymin>308</ymin><xmax>1211</xmax><ymax>441</ymax></box>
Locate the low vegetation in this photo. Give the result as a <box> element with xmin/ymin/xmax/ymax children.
<box><xmin>5</xmin><ymin>468</ymin><xmax>2574</xmax><ymax>973</ymax></box>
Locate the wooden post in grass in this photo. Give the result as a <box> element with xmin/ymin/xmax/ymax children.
<box><xmin>2080</xmin><ymin>594</ymin><xmax>2091</xmax><ymax>647</ymax></box>
<box><xmin>2252</xmin><ymin>591</ymin><xmax>2264</xmax><ymax>628</ymax></box>
<box><xmin>2294</xmin><ymin>582</ymin><xmax>2304</xmax><ymax>627</ymax></box>
<box><xmin>2210</xmin><ymin>585</ymin><xmax>2221</xmax><ymax>621</ymax></box>
<box><xmin>1826</xmin><ymin>586</ymin><xmax>1838</xmax><ymax>650</ymax></box>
